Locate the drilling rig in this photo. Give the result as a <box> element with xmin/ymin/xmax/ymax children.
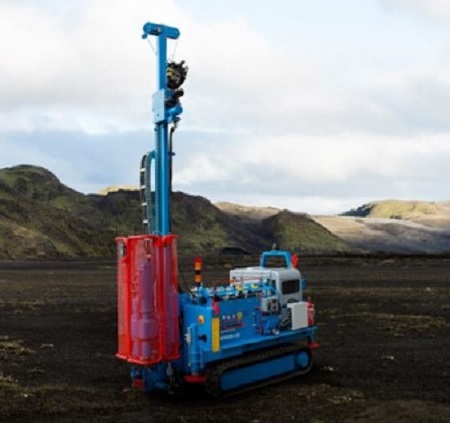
<box><xmin>116</xmin><ymin>22</ymin><xmax>318</xmax><ymax>396</ymax></box>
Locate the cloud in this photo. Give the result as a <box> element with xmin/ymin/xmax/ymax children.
<box><xmin>0</xmin><ymin>0</ymin><xmax>337</xmax><ymax>135</ymax></box>
<box><xmin>2</xmin><ymin>124</ymin><xmax>450</xmax><ymax>216</ymax></box>
<box><xmin>339</xmin><ymin>70</ymin><xmax>450</xmax><ymax>135</ymax></box>
<box><xmin>172</xmin><ymin>131</ymin><xmax>450</xmax><ymax>213</ymax></box>
<box><xmin>2</xmin><ymin>0</ymin><xmax>449</xmax><ymax>138</ymax></box>
<box><xmin>379</xmin><ymin>0</ymin><xmax>450</xmax><ymax>23</ymax></box>
<box><xmin>1</xmin><ymin>1</ymin><xmax>450</xmax><ymax>214</ymax></box>
<box><xmin>0</xmin><ymin>1</ymin><xmax>181</xmax><ymax>129</ymax></box>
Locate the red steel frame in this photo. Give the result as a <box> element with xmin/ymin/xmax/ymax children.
<box><xmin>116</xmin><ymin>235</ymin><xmax>180</xmax><ymax>365</ymax></box>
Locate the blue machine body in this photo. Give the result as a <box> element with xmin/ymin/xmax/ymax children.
<box><xmin>179</xmin><ymin>291</ymin><xmax>316</xmax><ymax>368</ymax></box>
<box><xmin>130</xmin><ymin>267</ymin><xmax>317</xmax><ymax>394</ymax></box>
<box><xmin>118</xmin><ymin>22</ymin><xmax>318</xmax><ymax>396</ymax></box>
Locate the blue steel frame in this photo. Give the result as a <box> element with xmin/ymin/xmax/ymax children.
<box><xmin>142</xmin><ymin>22</ymin><xmax>182</xmax><ymax>235</ymax></box>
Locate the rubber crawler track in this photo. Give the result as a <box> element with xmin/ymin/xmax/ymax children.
<box><xmin>204</xmin><ymin>343</ymin><xmax>313</xmax><ymax>397</ymax></box>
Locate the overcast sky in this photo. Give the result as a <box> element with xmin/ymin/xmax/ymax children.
<box><xmin>1</xmin><ymin>0</ymin><xmax>450</xmax><ymax>214</ymax></box>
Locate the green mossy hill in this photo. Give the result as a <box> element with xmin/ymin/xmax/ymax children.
<box><xmin>262</xmin><ymin>210</ymin><xmax>352</xmax><ymax>254</ymax></box>
<box><xmin>171</xmin><ymin>192</ymin><xmax>269</xmax><ymax>253</ymax></box>
<box><xmin>0</xmin><ymin>165</ymin><xmax>95</xmax><ymax>216</ymax></box>
<box><xmin>172</xmin><ymin>193</ymin><xmax>233</xmax><ymax>252</ymax></box>
<box><xmin>90</xmin><ymin>190</ymin><xmax>264</xmax><ymax>253</ymax></box>
<box><xmin>0</xmin><ymin>166</ymin><xmax>112</xmax><ymax>259</ymax></box>
<box><xmin>0</xmin><ymin>165</ymin><xmax>352</xmax><ymax>259</ymax></box>
<box><xmin>90</xmin><ymin>190</ymin><xmax>142</xmax><ymax>236</ymax></box>
<box><xmin>342</xmin><ymin>200</ymin><xmax>450</xmax><ymax>220</ymax></box>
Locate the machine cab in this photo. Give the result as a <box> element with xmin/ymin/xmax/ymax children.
<box><xmin>229</xmin><ymin>267</ymin><xmax>302</xmax><ymax>305</ymax></box>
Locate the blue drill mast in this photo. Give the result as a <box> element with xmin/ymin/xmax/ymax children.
<box><xmin>116</xmin><ymin>22</ymin><xmax>318</xmax><ymax>396</ymax></box>
<box><xmin>140</xmin><ymin>22</ymin><xmax>186</xmax><ymax>236</ymax></box>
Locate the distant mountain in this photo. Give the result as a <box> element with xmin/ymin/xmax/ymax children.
<box><xmin>342</xmin><ymin>199</ymin><xmax>450</xmax><ymax>226</ymax></box>
<box><xmin>215</xmin><ymin>202</ymin><xmax>280</xmax><ymax>220</ymax></box>
<box><xmin>315</xmin><ymin>200</ymin><xmax>450</xmax><ymax>254</ymax></box>
<box><xmin>261</xmin><ymin>210</ymin><xmax>351</xmax><ymax>254</ymax></box>
<box><xmin>97</xmin><ymin>185</ymin><xmax>138</xmax><ymax>195</ymax></box>
<box><xmin>0</xmin><ymin>165</ymin><xmax>354</xmax><ymax>259</ymax></box>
